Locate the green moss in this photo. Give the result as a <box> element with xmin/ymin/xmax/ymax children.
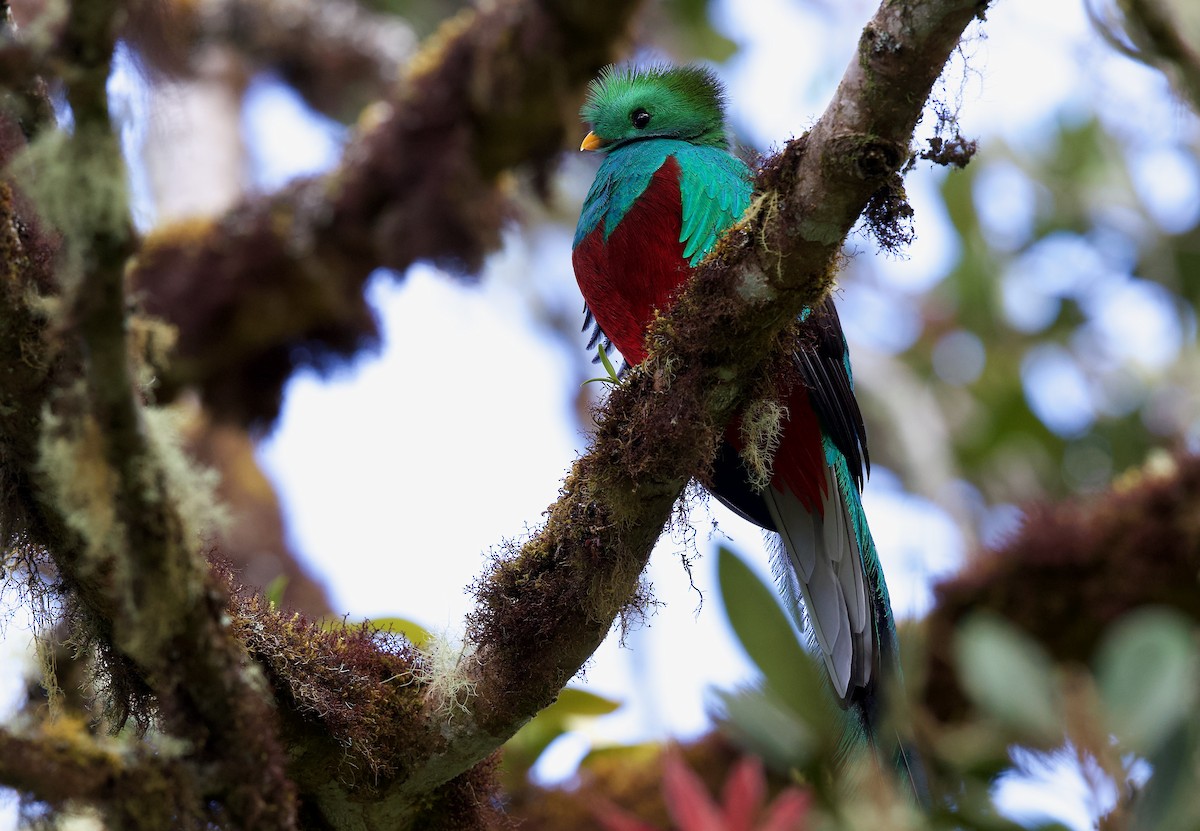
<box><xmin>228</xmin><ymin>583</ymin><xmax>428</xmax><ymax>789</ymax></box>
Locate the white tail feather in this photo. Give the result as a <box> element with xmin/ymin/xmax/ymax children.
<box><xmin>764</xmin><ymin>465</ymin><xmax>874</xmax><ymax>702</ymax></box>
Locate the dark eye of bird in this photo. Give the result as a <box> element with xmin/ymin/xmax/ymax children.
<box><xmin>631</xmin><ymin>109</ymin><xmax>652</xmax><ymax>129</ymax></box>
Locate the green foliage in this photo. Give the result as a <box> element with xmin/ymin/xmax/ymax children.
<box><xmin>711</xmin><ymin>573</ymin><xmax>1200</xmax><ymax>827</ymax></box>
<box><xmin>955</xmin><ymin>614</ymin><xmax>1062</xmax><ymax>742</ymax></box>
<box><xmin>1094</xmin><ymin>607</ymin><xmax>1198</xmax><ymax>754</ymax></box>
<box><xmin>1098</xmin><ymin>611</ymin><xmax>1200</xmax><ymax>831</ymax></box>
<box><xmin>716</xmin><ymin>546</ymin><xmax>827</xmax><ymax>727</ymax></box>
<box><xmin>711</xmin><ymin>546</ymin><xmax>846</xmax><ymax>779</ymax></box>
<box><xmin>871</xmin><ymin>115</ymin><xmax>1199</xmax><ymax>507</ymax></box>
<box><xmin>583</xmin><ymin>344</ymin><xmax>623</xmax><ymax>387</ymax></box>
<box><xmin>501</xmin><ymin>687</ymin><xmax>621</xmax><ymax>785</ymax></box>
<box><xmin>709</xmin><ymin>685</ymin><xmax>816</xmax><ymax>773</ymax></box>
<box><xmin>935</xmin><ymin>608</ymin><xmax>1200</xmax><ymax>829</ymax></box>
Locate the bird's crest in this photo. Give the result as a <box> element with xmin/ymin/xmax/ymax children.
<box><xmin>580</xmin><ymin>64</ymin><xmax>730</xmax><ymax>149</ymax></box>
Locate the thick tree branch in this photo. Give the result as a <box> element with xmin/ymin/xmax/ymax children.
<box><xmin>2</xmin><ymin>1</ymin><xmax>299</xmax><ymax>827</ymax></box>
<box><xmin>1088</xmin><ymin>0</ymin><xmax>1200</xmax><ymax>113</ymax></box>
<box><xmin>462</xmin><ymin>0</ymin><xmax>987</xmax><ymax>781</ymax></box>
<box><xmin>131</xmin><ymin>0</ymin><xmax>646</xmax><ymax>424</ymax></box>
<box><xmin>0</xmin><ymin>720</ymin><xmax>197</xmax><ymax>825</ymax></box>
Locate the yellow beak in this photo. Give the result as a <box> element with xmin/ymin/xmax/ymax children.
<box><xmin>580</xmin><ymin>131</ymin><xmax>606</xmax><ymax>152</ymax></box>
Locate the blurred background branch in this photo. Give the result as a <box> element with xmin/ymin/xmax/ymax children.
<box><xmin>1087</xmin><ymin>0</ymin><xmax>1200</xmax><ymax>112</ymax></box>
<box><xmin>130</xmin><ymin>0</ymin><xmax>646</xmax><ymax>425</ymax></box>
<box><xmin>125</xmin><ymin>0</ymin><xmax>419</xmax><ymax>121</ymax></box>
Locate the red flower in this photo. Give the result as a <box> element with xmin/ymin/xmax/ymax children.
<box><xmin>594</xmin><ymin>749</ymin><xmax>810</xmax><ymax>831</ymax></box>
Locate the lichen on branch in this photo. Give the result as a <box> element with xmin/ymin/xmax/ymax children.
<box><xmin>2</xmin><ymin>0</ymin><xmax>299</xmax><ymax>826</ymax></box>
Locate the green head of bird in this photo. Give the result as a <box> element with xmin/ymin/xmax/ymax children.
<box><xmin>579</xmin><ymin>64</ymin><xmax>730</xmax><ymax>152</ymax></box>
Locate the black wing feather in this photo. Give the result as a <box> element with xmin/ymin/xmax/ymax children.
<box><xmin>582</xmin><ymin>302</ymin><xmax>612</xmax><ymax>361</ymax></box>
<box><xmin>796</xmin><ymin>298</ymin><xmax>870</xmax><ymax>492</ymax></box>
<box><xmin>581</xmin><ymin>302</ymin><xmax>624</xmax><ymax>373</ymax></box>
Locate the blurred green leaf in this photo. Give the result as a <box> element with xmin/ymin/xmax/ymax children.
<box><xmin>358</xmin><ymin>0</ymin><xmax>468</xmax><ymax>36</ymax></box>
<box><xmin>543</xmin><ymin>687</ymin><xmax>622</xmax><ymax>718</ymax></box>
<box><xmin>711</xmin><ymin>685</ymin><xmax>815</xmax><ymax>772</ymax></box>
<box><xmin>1133</xmin><ymin>723</ymin><xmax>1200</xmax><ymax>831</ymax></box>
<box><xmin>1095</xmin><ymin>607</ymin><xmax>1198</xmax><ymax>754</ymax></box>
<box><xmin>955</xmin><ymin>614</ymin><xmax>1062</xmax><ymax>740</ymax></box>
<box><xmin>662</xmin><ymin>0</ymin><xmax>738</xmax><ymax>62</ymax></box>
<box><xmin>264</xmin><ymin>575</ymin><xmax>288</xmax><ymax>610</ymax></box>
<box><xmin>716</xmin><ymin>546</ymin><xmax>829</xmax><ymax>726</ymax></box>
<box><xmin>502</xmin><ymin>687</ymin><xmax>621</xmax><ymax>782</ymax></box>
<box><xmin>370</xmin><ymin>616</ymin><xmax>433</xmax><ymax>649</ymax></box>
<box><xmin>580</xmin><ymin>740</ymin><xmax>660</xmax><ymax>771</ymax></box>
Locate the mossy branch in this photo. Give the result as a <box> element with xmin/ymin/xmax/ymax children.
<box><xmin>921</xmin><ymin>451</ymin><xmax>1200</xmax><ymax>726</ymax></box>
<box><xmin>130</xmin><ymin>0</ymin><xmax>647</xmax><ymax>424</ymax></box>
<box><xmin>0</xmin><ymin>719</ymin><xmax>199</xmax><ymax>826</ymax></box>
<box><xmin>462</xmin><ymin>0</ymin><xmax>988</xmax><ymax>778</ymax></box>
<box><xmin>4</xmin><ymin>1</ymin><xmax>299</xmax><ymax>827</ymax></box>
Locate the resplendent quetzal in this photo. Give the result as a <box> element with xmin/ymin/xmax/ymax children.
<box><xmin>571</xmin><ymin>64</ymin><xmax>919</xmax><ymax>787</ymax></box>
